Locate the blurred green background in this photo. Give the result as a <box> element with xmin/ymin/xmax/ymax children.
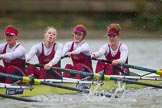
<box><xmin>0</xmin><ymin>0</ymin><xmax>161</xmax><ymax>39</ymax></box>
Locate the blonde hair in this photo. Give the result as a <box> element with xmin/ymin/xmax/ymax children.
<box><xmin>107</xmin><ymin>23</ymin><xmax>121</xmax><ymax>34</ymax></box>
<box><xmin>45</xmin><ymin>26</ymin><xmax>57</xmax><ymax>33</ymax></box>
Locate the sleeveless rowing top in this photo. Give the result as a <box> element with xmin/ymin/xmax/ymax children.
<box><xmin>2</xmin><ymin>44</ymin><xmax>25</xmax><ymax>72</ymax></box>
<box><xmin>70</xmin><ymin>42</ymin><xmax>92</xmax><ymax>71</ymax></box>
<box><xmin>38</xmin><ymin>43</ymin><xmax>60</xmax><ymax>67</ymax></box>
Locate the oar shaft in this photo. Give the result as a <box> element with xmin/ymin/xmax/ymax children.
<box><xmin>51</xmin><ymin>67</ymin><xmax>94</xmax><ymax>77</ymax></box>
<box><xmin>25</xmin><ymin>63</ymin><xmax>162</xmax><ymax>89</ymax></box>
<box><xmin>40</xmin><ymin>81</ymin><xmax>83</xmax><ymax>92</ymax></box>
<box><xmin>111</xmin><ymin>77</ymin><xmax>162</xmax><ymax>88</ymax></box>
<box><xmin>92</xmin><ymin>58</ymin><xmax>162</xmax><ymax>75</ymax></box>
<box><xmin>0</xmin><ymin>73</ymin><xmax>23</xmax><ymax>80</ymax></box>
<box><xmin>0</xmin><ymin>72</ymin><xmax>37</xmax><ymax>84</ymax></box>
<box><xmin>0</xmin><ymin>93</ymin><xmax>39</xmax><ymax>102</ymax></box>
<box><xmin>109</xmin><ymin>75</ymin><xmax>162</xmax><ymax>81</ymax></box>
<box><xmin>25</xmin><ymin>63</ymin><xmax>162</xmax><ymax>82</ymax></box>
<box><xmin>92</xmin><ymin>58</ymin><xmax>112</xmax><ymax>64</ymax></box>
<box><xmin>42</xmin><ymin>78</ymin><xmax>97</xmax><ymax>84</ymax></box>
<box><xmin>34</xmin><ymin>66</ymin><xmax>161</xmax><ymax>82</ymax></box>
<box><xmin>121</xmin><ymin>63</ymin><xmax>156</xmax><ymax>73</ymax></box>
<box><xmin>0</xmin><ymin>72</ymin><xmax>89</xmax><ymax>93</ymax></box>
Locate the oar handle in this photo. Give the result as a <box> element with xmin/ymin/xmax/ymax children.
<box><xmin>61</xmin><ymin>55</ymin><xmax>69</xmax><ymax>59</ymax></box>
<box><xmin>26</xmin><ymin>63</ymin><xmax>43</xmax><ymax>68</ymax></box>
<box><xmin>92</xmin><ymin>58</ymin><xmax>112</xmax><ymax>64</ymax></box>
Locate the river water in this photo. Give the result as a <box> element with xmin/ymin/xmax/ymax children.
<box><xmin>0</xmin><ymin>38</ymin><xmax>162</xmax><ymax>108</ymax></box>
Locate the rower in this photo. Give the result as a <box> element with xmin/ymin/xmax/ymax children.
<box><xmin>0</xmin><ymin>25</ymin><xmax>26</xmax><ymax>84</ymax></box>
<box><xmin>62</xmin><ymin>24</ymin><xmax>93</xmax><ymax>79</ymax></box>
<box><xmin>26</xmin><ymin>26</ymin><xmax>63</xmax><ymax>79</ymax></box>
<box><xmin>91</xmin><ymin>23</ymin><xmax>130</xmax><ymax>75</ymax></box>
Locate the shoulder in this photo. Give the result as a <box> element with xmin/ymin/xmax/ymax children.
<box><xmin>56</xmin><ymin>42</ymin><xmax>63</xmax><ymax>46</ymax></box>
<box><xmin>0</xmin><ymin>43</ymin><xmax>7</xmax><ymax>48</ymax></box>
<box><xmin>82</xmin><ymin>42</ymin><xmax>90</xmax><ymax>47</ymax></box>
<box><xmin>101</xmin><ymin>43</ymin><xmax>109</xmax><ymax>48</ymax></box>
<box><xmin>28</xmin><ymin>43</ymin><xmax>42</xmax><ymax>52</ymax></box>
<box><xmin>16</xmin><ymin>43</ymin><xmax>25</xmax><ymax>48</ymax></box>
<box><xmin>120</xmin><ymin>43</ymin><xmax>128</xmax><ymax>51</ymax></box>
<box><xmin>16</xmin><ymin>43</ymin><xmax>25</xmax><ymax>51</ymax></box>
<box><xmin>120</xmin><ymin>43</ymin><xmax>128</xmax><ymax>48</ymax></box>
<box><xmin>64</xmin><ymin>41</ymin><xmax>73</xmax><ymax>46</ymax></box>
<box><xmin>32</xmin><ymin>42</ymin><xmax>42</xmax><ymax>48</ymax></box>
<box><xmin>55</xmin><ymin>42</ymin><xmax>63</xmax><ymax>48</ymax></box>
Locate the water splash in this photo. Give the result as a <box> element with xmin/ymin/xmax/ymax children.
<box><xmin>112</xmin><ymin>80</ymin><xmax>126</xmax><ymax>98</ymax></box>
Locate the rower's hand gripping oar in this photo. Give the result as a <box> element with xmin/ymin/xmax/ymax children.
<box><xmin>92</xmin><ymin>58</ymin><xmax>162</xmax><ymax>76</ymax></box>
<box><xmin>92</xmin><ymin>58</ymin><xmax>128</xmax><ymax>75</ymax></box>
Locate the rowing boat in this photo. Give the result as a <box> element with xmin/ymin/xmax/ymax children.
<box><xmin>0</xmin><ymin>76</ymin><xmax>162</xmax><ymax>97</ymax></box>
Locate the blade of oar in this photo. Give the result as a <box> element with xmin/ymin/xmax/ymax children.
<box><xmin>0</xmin><ymin>72</ymin><xmax>88</xmax><ymax>93</ymax></box>
<box><xmin>0</xmin><ymin>93</ymin><xmax>39</xmax><ymax>102</ymax></box>
<box><xmin>92</xmin><ymin>58</ymin><xmax>162</xmax><ymax>76</ymax></box>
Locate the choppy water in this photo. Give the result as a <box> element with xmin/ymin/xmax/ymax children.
<box><xmin>0</xmin><ymin>38</ymin><xmax>162</xmax><ymax>108</ymax></box>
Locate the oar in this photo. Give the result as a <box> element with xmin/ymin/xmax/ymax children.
<box><xmin>0</xmin><ymin>72</ymin><xmax>88</xmax><ymax>93</ymax></box>
<box><xmin>92</xmin><ymin>58</ymin><xmax>112</xmax><ymax>64</ymax></box>
<box><xmin>61</xmin><ymin>55</ymin><xmax>68</xmax><ymax>59</ymax></box>
<box><xmin>26</xmin><ymin>63</ymin><xmax>162</xmax><ymax>89</ymax></box>
<box><xmin>92</xmin><ymin>58</ymin><xmax>162</xmax><ymax>76</ymax></box>
<box><xmin>41</xmin><ymin>78</ymin><xmax>97</xmax><ymax>84</ymax></box>
<box><xmin>51</xmin><ymin>67</ymin><xmax>162</xmax><ymax>88</ymax></box>
<box><xmin>92</xmin><ymin>58</ymin><xmax>128</xmax><ymax>75</ymax></box>
<box><xmin>0</xmin><ymin>93</ymin><xmax>39</xmax><ymax>102</ymax></box>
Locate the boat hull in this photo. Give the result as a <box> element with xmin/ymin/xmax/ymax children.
<box><xmin>0</xmin><ymin>80</ymin><xmax>162</xmax><ymax>97</ymax></box>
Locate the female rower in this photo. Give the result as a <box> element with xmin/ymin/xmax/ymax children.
<box><xmin>0</xmin><ymin>25</ymin><xmax>26</xmax><ymax>83</ymax></box>
<box><xmin>91</xmin><ymin>23</ymin><xmax>129</xmax><ymax>75</ymax></box>
<box><xmin>26</xmin><ymin>26</ymin><xmax>63</xmax><ymax>79</ymax></box>
<box><xmin>62</xmin><ymin>24</ymin><xmax>93</xmax><ymax>79</ymax></box>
